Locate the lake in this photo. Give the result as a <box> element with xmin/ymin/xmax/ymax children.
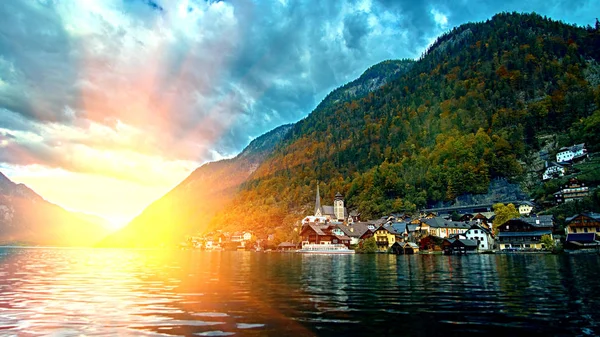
<box><xmin>0</xmin><ymin>248</ymin><xmax>599</xmax><ymax>336</ymax></box>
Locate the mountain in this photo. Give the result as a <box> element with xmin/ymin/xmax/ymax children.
<box><xmin>205</xmin><ymin>12</ymin><xmax>600</xmax><ymax>239</ymax></box>
<box><xmin>0</xmin><ymin>172</ymin><xmax>110</xmax><ymax>246</ymax></box>
<box><xmin>98</xmin><ymin>59</ymin><xmax>413</xmax><ymax>247</ymax></box>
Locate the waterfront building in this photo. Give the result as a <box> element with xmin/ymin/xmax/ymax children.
<box><xmin>497</xmin><ymin>215</ymin><xmax>554</xmax><ymax>250</ymax></box>
<box><xmin>299</xmin><ymin>223</ymin><xmax>351</xmax><ymax>247</ymax></box>
<box><xmin>373</xmin><ymin>225</ymin><xmax>397</xmax><ymax>252</ymax></box>
<box><xmin>464</xmin><ymin>224</ymin><xmax>495</xmax><ymax>251</ymax></box>
<box><xmin>565</xmin><ymin>213</ymin><xmax>600</xmax><ymax>234</ymax></box>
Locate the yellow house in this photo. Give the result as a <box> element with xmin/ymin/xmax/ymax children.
<box><xmin>373</xmin><ymin>226</ymin><xmax>397</xmax><ymax>252</ymax></box>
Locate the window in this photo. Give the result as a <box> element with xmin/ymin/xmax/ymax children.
<box><xmin>584</xmin><ymin>228</ymin><xmax>588</xmax><ymax>233</ymax></box>
<box><xmin>596</xmin><ymin>228</ymin><xmax>600</xmax><ymax>232</ymax></box>
<box><xmin>481</xmin><ymin>244</ymin><xmax>484</xmax><ymax>248</ymax></box>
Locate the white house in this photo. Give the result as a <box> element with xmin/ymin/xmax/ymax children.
<box><xmin>542</xmin><ymin>162</ymin><xmax>565</xmax><ymax>180</ymax></box>
<box><xmin>556</xmin><ymin>143</ymin><xmax>587</xmax><ymax>163</ymax></box>
<box><xmin>464</xmin><ymin>224</ymin><xmax>495</xmax><ymax>251</ymax></box>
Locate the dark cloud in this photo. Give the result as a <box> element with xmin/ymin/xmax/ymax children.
<box><xmin>0</xmin><ymin>0</ymin><xmax>598</xmax><ymax>175</ymax></box>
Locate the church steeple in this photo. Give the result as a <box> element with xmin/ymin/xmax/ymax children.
<box><xmin>314</xmin><ymin>183</ymin><xmax>322</xmax><ymax>216</ymax></box>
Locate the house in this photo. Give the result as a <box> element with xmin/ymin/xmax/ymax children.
<box><xmin>556</xmin><ymin>143</ymin><xmax>587</xmax><ymax>163</ymax></box>
<box><xmin>335</xmin><ymin>222</ymin><xmax>372</xmax><ymax>245</ymax></box>
<box><xmin>373</xmin><ymin>225</ymin><xmax>397</xmax><ymax>252</ymax></box>
<box><xmin>496</xmin><ymin>215</ymin><xmax>554</xmax><ymax>250</ymax></box>
<box><xmin>542</xmin><ymin>162</ymin><xmax>566</xmax><ymax>180</ymax></box>
<box><xmin>516</xmin><ymin>201</ymin><xmax>535</xmax><ymax>216</ymax></box>
<box><xmin>464</xmin><ymin>224</ymin><xmax>495</xmax><ymax>251</ymax></box>
<box><xmin>554</xmin><ymin>178</ymin><xmax>590</xmax><ymax>204</ymax></box>
<box><xmin>299</xmin><ymin>223</ymin><xmax>351</xmax><ymax>247</ymax></box>
<box><xmin>566</xmin><ymin>213</ymin><xmax>600</xmax><ymax>234</ymax></box>
<box><xmin>423</xmin><ymin>217</ymin><xmax>471</xmax><ymax>238</ymax></box>
<box><xmin>391</xmin><ymin>242</ymin><xmax>419</xmax><ymax>254</ymax></box>
<box><xmin>565</xmin><ymin>213</ymin><xmax>600</xmax><ymax>234</ymax></box>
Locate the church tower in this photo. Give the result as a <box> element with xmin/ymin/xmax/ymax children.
<box><xmin>334</xmin><ymin>192</ymin><xmax>344</xmax><ymax>221</ymax></box>
<box><xmin>314</xmin><ymin>183</ymin><xmax>322</xmax><ymax>217</ymax></box>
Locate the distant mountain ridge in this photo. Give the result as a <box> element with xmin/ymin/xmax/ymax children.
<box><xmin>0</xmin><ymin>172</ymin><xmax>110</xmax><ymax>246</ymax></box>
<box><xmin>98</xmin><ymin>59</ymin><xmax>412</xmax><ymax>247</ymax></box>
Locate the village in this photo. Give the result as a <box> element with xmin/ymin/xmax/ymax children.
<box><xmin>187</xmin><ymin>143</ymin><xmax>599</xmax><ymax>255</ymax></box>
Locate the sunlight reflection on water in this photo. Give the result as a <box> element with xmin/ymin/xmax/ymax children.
<box><xmin>0</xmin><ymin>248</ymin><xmax>599</xmax><ymax>336</ymax></box>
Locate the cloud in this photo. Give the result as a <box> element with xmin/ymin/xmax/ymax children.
<box><xmin>1</xmin><ymin>0</ymin><xmax>598</xmax><ymax>180</ymax></box>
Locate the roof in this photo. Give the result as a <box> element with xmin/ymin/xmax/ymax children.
<box><xmin>390</xmin><ymin>222</ymin><xmax>408</xmax><ymax>234</ymax></box>
<box><xmin>505</xmin><ymin>215</ymin><xmax>554</xmax><ymax>228</ymax></box>
<box><xmin>559</xmin><ymin>143</ymin><xmax>585</xmax><ymax>153</ymax></box>
<box><xmin>335</xmin><ymin>223</ymin><xmax>371</xmax><ymax>238</ymax></box>
<box><xmin>497</xmin><ymin>230</ymin><xmax>552</xmax><ymax>237</ymax></box>
<box><xmin>467</xmin><ymin>224</ymin><xmax>492</xmax><ymax>235</ymax></box>
<box><xmin>452</xmin><ymin>239</ymin><xmax>478</xmax><ymax>247</ymax></box>
<box><xmin>566</xmin><ymin>233</ymin><xmax>597</xmax><ymax>243</ymax></box>
<box><xmin>407</xmin><ymin>224</ymin><xmax>420</xmax><ymax>232</ymax></box>
<box><xmin>278</xmin><ymin>242</ymin><xmax>296</xmax><ymax>247</ymax></box>
<box><xmin>565</xmin><ymin>213</ymin><xmax>600</xmax><ymax>223</ymax></box>
<box><xmin>303</xmin><ymin>223</ymin><xmax>326</xmax><ymax>236</ymax></box>
<box><xmin>424</xmin><ymin>217</ymin><xmax>471</xmax><ymax>229</ymax></box>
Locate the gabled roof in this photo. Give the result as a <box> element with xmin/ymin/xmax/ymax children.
<box><xmin>565</xmin><ymin>213</ymin><xmax>600</xmax><ymax>223</ymax></box>
<box><xmin>335</xmin><ymin>223</ymin><xmax>371</xmax><ymax>238</ymax></box>
<box><xmin>302</xmin><ymin>223</ymin><xmax>326</xmax><ymax>236</ymax></box>
<box><xmin>467</xmin><ymin>223</ymin><xmax>492</xmax><ymax>235</ymax></box>
<box><xmin>390</xmin><ymin>222</ymin><xmax>408</xmax><ymax>234</ymax></box>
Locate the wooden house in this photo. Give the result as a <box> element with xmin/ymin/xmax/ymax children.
<box><xmin>497</xmin><ymin>215</ymin><xmax>554</xmax><ymax>250</ymax></box>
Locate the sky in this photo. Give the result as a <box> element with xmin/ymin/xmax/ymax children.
<box><xmin>0</xmin><ymin>0</ymin><xmax>597</xmax><ymax>229</ymax></box>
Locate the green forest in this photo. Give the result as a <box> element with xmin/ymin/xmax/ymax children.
<box><xmin>208</xmin><ymin>13</ymin><xmax>600</xmax><ymax>238</ymax></box>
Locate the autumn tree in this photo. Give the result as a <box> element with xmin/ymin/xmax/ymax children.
<box><xmin>492</xmin><ymin>203</ymin><xmax>521</xmax><ymax>233</ymax></box>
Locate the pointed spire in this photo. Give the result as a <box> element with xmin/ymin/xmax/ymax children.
<box><xmin>315</xmin><ymin>182</ymin><xmax>321</xmax><ymax>216</ymax></box>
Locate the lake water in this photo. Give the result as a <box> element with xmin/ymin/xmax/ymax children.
<box><xmin>1</xmin><ymin>248</ymin><xmax>599</xmax><ymax>336</ymax></box>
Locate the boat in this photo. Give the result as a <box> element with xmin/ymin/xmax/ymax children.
<box><xmin>297</xmin><ymin>243</ymin><xmax>355</xmax><ymax>254</ymax></box>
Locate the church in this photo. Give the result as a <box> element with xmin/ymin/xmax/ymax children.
<box><xmin>314</xmin><ymin>185</ymin><xmax>347</xmax><ymax>222</ymax></box>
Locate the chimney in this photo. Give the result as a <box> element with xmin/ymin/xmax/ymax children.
<box><xmin>536</xmin><ymin>219</ymin><xmax>540</xmax><ymax>225</ymax></box>
<box><xmin>350</xmin><ymin>228</ymin><xmax>354</xmax><ymax>233</ymax></box>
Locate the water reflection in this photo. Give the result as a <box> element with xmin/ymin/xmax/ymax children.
<box><xmin>0</xmin><ymin>248</ymin><xmax>600</xmax><ymax>336</ymax></box>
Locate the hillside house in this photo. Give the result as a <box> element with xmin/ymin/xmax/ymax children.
<box><xmin>516</xmin><ymin>201</ymin><xmax>535</xmax><ymax>216</ymax></box>
<box><xmin>556</xmin><ymin>143</ymin><xmax>587</xmax><ymax>163</ymax></box>
<box><xmin>542</xmin><ymin>162</ymin><xmax>566</xmax><ymax>180</ymax></box>
<box><xmin>554</xmin><ymin>178</ymin><xmax>590</xmax><ymax>204</ymax></box>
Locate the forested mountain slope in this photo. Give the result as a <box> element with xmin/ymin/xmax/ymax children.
<box><xmin>208</xmin><ymin>12</ymin><xmax>600</xmax><ymax>238</ymax></box>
